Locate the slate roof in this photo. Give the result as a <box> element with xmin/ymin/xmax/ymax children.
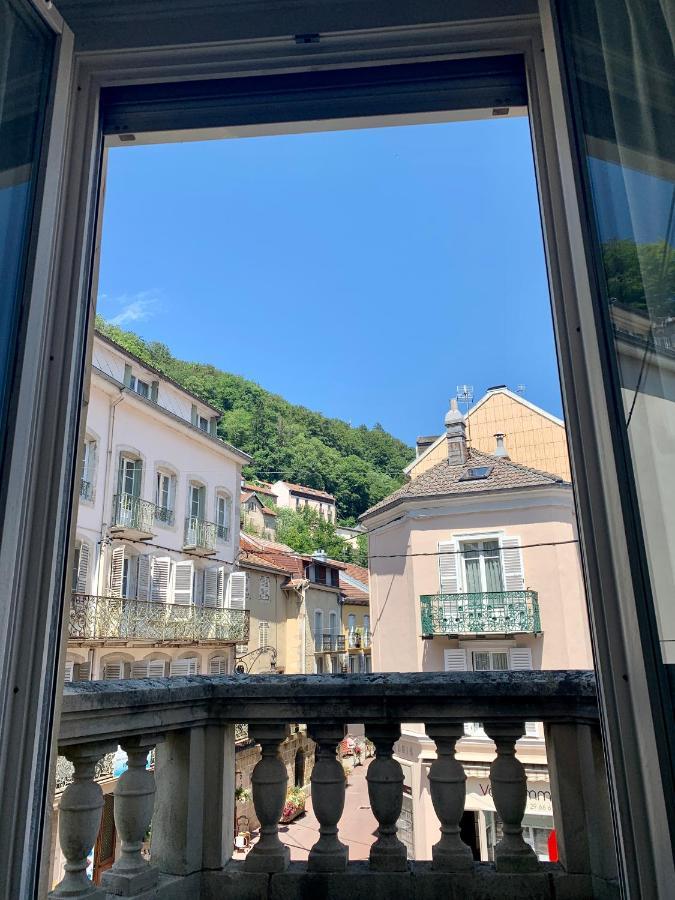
<box><xmin>279</xmin><ymin>481</ymin><xmax>335</xmax><ymax>502</ymax></box>
<box><xmin>361</xmin><ymin>449</ymin><xmax>565</xmax><ymax>520</ymax></box>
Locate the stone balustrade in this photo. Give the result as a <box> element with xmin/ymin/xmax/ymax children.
<box><xmin>49</xmin><ymin>672</ymin><xmax>618</xmax><ymax>899</ymax></box>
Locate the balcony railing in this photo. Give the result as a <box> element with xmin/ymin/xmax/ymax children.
<box><xmin>51</xmin><ymin>672</ymin><xmax>618</xmax><ymax>899</ymax></box>
<box><xmin>155</xmin><ymin>505</ymin><xmax>175</xmax><ymax>526</ymax></box>
<box><xmin>347</xmin><ymin>629</ymin><xmax>371</xmax><ymax>649</ymax></box>
<box><xmin>111</xmin><ymin>492</ymin><xmax>156</xmax><ymax>536</ymax></box>
<box><xmin>216</xmin><ymin>522</ymin><xmax>230</xmax><ymax>542</ymax></box>
<box><xmin>321</xmin><ymin>633</ymin><xmax>345</xmax><ymax>652</ymax></box>
<box><xmin>420</xmin><ymin>591</ymin><xmax>542</xmax><ymax>636</ymax></box>
<box><xmin>183</xmin><ymin>515</ymin><xmax>217</xmax><ymax>553</ymax></box>
<box><xmin>79</xmin><ymin>477</ymin><xmax>93</xmax><ymax>501</ymax></box>
<box><xmin>68</xmin><ymin>594</ymin><xmax>249</xmax><ymax>643</ymax></box>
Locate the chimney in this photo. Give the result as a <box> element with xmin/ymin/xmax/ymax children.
<box><xmin>444</xmin><ymin>399</ymin><xmax>467</xmax><ymax>466</ymax></box>
<box><xmin>494</xmin><ymin>432</ymin><xmax>510</xmax><ymax>459</ymax></box>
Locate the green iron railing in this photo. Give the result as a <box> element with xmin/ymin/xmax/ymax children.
<box><xmin>420</xmin><ymin>590</ymin><xmax>541</xmax><ymax>636</ymax></box>
<box><xmin>112</xmin><ymin>492</ymin><xmax>156</xmax><ymax>534</ymax></box>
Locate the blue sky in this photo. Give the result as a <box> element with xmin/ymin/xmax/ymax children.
<box><xmin>98</xmin><ymin>116</ymin><xmax>562</xmax><ymax>445</ymax></box>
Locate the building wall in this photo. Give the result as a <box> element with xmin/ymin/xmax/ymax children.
<box><xmin>370</xmin><ymin>490</ymin><xmax>591</xmax><ymax>674</ymax></box>
<box><xmin>304</xmin><ymin>584</ymin><xmax>342</xmax><ymax>674</ymax></box>
<box><xmin>271</xmin><ymin>481</ymin><xmax>336</xmax><ymax>521</ymax></box>
<box><xmin>408</xmin><ymin>392</ymin><xmax>571</xmax><ymax>482</ymax></box>
<box><xmin>240</xmin><ymin>565</ymin><xmax>288</xmax><ymax>673</ymax></box>
<box><xmin>66</xmin><ymin>646</ymin><xmax>236</xmax><ymax>681</ymax></box>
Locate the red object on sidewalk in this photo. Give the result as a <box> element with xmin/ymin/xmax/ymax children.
<box><xmin>548</xmin><ymin>829</ymin><xmax>559</xmax><ymax>862</ymax></box>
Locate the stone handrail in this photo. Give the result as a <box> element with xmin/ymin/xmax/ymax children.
<box><xmin>50</xmin><ymin>672</ymin><xmax>618</xmax><ymax>899</ymax></box>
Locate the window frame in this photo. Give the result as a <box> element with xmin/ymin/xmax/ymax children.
<box><xmin>2</xmin><ymin>14</ymin><xmax>669</xmax><ymax>894</ymax></box>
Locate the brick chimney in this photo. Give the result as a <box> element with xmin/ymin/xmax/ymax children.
<box><xmin>444</xmin><ymin>399</ymin><xmax>467</xmax><ymax>466</ymax></box>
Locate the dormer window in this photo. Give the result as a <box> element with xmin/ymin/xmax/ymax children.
<box><xmin>198</xmin><ymin>415</ymin><xmax>209</xmax><ymax>432</ymax></box>
<box><xmin>129</xmin><ymin>374</ymin><xmax>150</xmax><ymax>399</ymax></box>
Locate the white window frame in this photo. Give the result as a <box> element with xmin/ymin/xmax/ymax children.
<box><xmin>460</xmin><ymin>538</ymin><xmax>504</xmax><ymax>593</ymax></box>
<box><xmin>215</xmin><ymin>491</ymin><xmax>231</xmax><ymax>542</ymax></box>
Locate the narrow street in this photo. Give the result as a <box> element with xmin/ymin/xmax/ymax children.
<box><xmin>278</xmin><ymin>758</ymin><xmax>377</xmax><ymax>861</ymax></box>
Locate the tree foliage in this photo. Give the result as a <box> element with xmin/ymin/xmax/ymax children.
<box><xmin>601</xmin><ymin>239</ymin><xmax>674</xmax><ymax>317</ymax></box>
<box><xmin>96</xmin><ymin>318</ymin><xmax>413</xmax><ymax>520</ymax></box>
<box><xmin>276</xmin><ymin>507</ymin><xmax>356</xmax><ymax>561</ymax></box>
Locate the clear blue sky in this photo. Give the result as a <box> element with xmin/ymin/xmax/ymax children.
<box><xmin>98</xmin><ymin>116</ymin><xmax>562</xmax><ymax>446</ymax></box>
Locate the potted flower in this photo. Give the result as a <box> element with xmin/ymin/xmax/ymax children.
<box><xmin>280</xmin><ymin>787</ymin><xmax>306</xmax><ymax>823</ymax></box>
<box><xmin>235</xmin><ymin>786</ymin><xmax>252</xmax><ymax>804</ymax></box>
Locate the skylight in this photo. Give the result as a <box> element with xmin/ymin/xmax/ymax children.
<box><xmin>460</xmin><ymin>465</ymin><xmax>493</xmax><ymax>481</ymax></box>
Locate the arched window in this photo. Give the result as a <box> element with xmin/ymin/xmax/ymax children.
<box><xmin>154</xmin><ymin>467</ymin><xmax>176</xmax><ymax>525</ymax></box>
<box><xmin>347</xmin><ymin>613</ymin><xmax>356</xmax><ymax>632</ymax></box>
<box><xmin>80</xmin><ymin>436</ymin><xmax>97</xmax><ymax>501</ymax></box>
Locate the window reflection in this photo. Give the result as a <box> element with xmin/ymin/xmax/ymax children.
<box><xmin>560</xmin><ymin>0</ymin><xmax>674</xmax><ymax>662</ymax></box>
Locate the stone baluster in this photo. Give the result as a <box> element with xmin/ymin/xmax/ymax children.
<box><xmin>425</xmin><ymin>723</ymin><xmax>473</xmax><ymax>872</ymax></box>
<box><xmin>50</xmin><ymin>743</ymin><xmax>116</xmax><ymax>899</ymax></box>
<box><xmin>101</xmin><ymin>738</ymin><xmax>159</xmax><ymax>894</ymax></box>
<box><xmin>245</xmin><ymin>724</ymin><xmax>290</xmax><ymax>873</ymax></box>
<box><xmin>484</xmin><ymin>722</ymin><xmax>539</xmax><ymax>873</ymax></box>
<box><xmin>365</xmin><ymin>724</ymin><xmax>407</xmax><ymax>872</ymax></box>
<box><xmin>308</xmin><ymin>725</ymin><xmax>348</xmax><ymax>872</ymax></box>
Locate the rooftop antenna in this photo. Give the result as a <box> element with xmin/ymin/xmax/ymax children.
<box><xmin>516</xmin><ymin>384</ymin><xmax>526</xmax><ymax>396</ymax></box>
<box><xmin>455</xmin><ymin>384</ymin><xmax>474</xmax><ymax>415</ymax></box>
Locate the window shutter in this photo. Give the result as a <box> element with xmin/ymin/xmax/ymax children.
<box><xmin>509</xmin><ymin>647</ymin><xmax>533</xmax><ymax>669</ymax></box>
<box><xmin>438</xmin><ymin>540</ymin><xmax>461</xmax><ymax>593</ymax></box>
<box><xmin>74</xmin><ymin>662</ymin><xmax>90</xmax><ymax>681</ymax></box>
<box><xmin>137</xmin><ymin>555</ymin><xmax>151</xmax><ymax>601</ymax></box>
<box><xmin>258</xmin><ymin>621</ymin><xmax>269</xmax><ymax>649</ymax></box>
<box><xmin>204</xmin><ymin>566</ymin><xmax>222</xmax><ymax>607</ymax></box>
<box><xmin>131</xmin><ymin>661</ymin><xmax>149</xmax><ymax>679</ymax></box>
<box><xmin>109</xmin><ymin>546</ymin><xmax>125</xmax><ymax>597</ymax></box>
<box><xmin>210</xmin><ymin>656</ymin><xmax>228</xmax><ymax>675</ymax></box>
<box><xmin>64</xmin><ymin>661</ymin><xmax>74</xmax><ymax>682</ymax></box>
<box><xmin>444</xmin><ymin>649</ymin><xmax>468</xmax><ymax>671</ymax></box>
<box><xmin>103</xmin><ymin>662</ymin><xmax>125</xmax><ymax>680</ymax></box>
<box><xmin>170</xmin><ymin>657</ymin><xmax>199</xmax><ymax>676</ymax></box>
<box><xmin>173</xmin><ymin>561</ymin><xmax>194</xmax><ymax>605</ymax></box>
<box><xmin>226</xmin><ymin>571</ymin><xmax>247</xmax><ymax>609</ymax></box>
<box><xmin>76</xmin><ymin>543</ymin><xmax>90</xmax><ymax>594</ymax></box>
<box><xmin>501</xmin><ymin>536</ymin><xmax>525</xmax><ymax>591</ymax></box>
<box><xmin>151</xmin><ymin>557</ymin><xmax>170</xmax><ymax>602</ymax></box>
<box><xmin>525</xmin><ymin>721</ymin><xmax>539</xmax><ymax>738</ymax></box>
<box><xmin>148</xmin><ymin>659</ymin><xmax>167</xmax><ymax>678</ymax></box>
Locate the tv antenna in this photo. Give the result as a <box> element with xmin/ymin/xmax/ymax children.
<box><xmin>516</xmin><ymin>384</ymin><xmax>526</xmax><ymax>396</ymax></box>
<box><xmin>455</xmin><ymin>384</ymin><xmax>474</xmax><ymax>415</ymax></box>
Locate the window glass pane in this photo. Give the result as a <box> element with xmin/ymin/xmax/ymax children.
<box><xmin>0</xmin><ymin>0</ymin><xmax>54</xmax><ymax>448</ymax></box>
<box><xmin>473</xmin><ymin>651</ymin><xmax>490</xmax><ymax>671</ymax></box>
<box><xmin>560</xmin><ymin>0</ymin><xmax>675</xmax><ymax>663</ymax></box>
<box><xmin>484</xmin><ymin>556</ymin><xmax>504</xmax><ymax>592</ymax></box>
<box><xmin>491</xmin><ymin>651</ymin><xmax>509</xmax><ymax>671</ymax></box>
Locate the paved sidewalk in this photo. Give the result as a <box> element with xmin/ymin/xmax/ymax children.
<box><xmin>278</xmin><ymin>758</ymin><xmax>377</xmax><ymax>861</ymax></box>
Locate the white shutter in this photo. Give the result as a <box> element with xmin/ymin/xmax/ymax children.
<box><xmin>103</xmin><ymin>662</ymin><xmax>125</xmax><ymax>680</ymax></box>
<box><xmin>170</xmin><ymin>657</ymin><xmax>199</xmax><ymax>676</ymax></box>
<box><xmin>444</xmin><ymin>649</ymin><xmax>468</xmax><ymax>671</ymax></box>
<box><xmin>109</xmin><ymin>546</ymin><xmax>125</xmax><ymax>597</ymax></box>
<box><xmin>438</xmin><ymin>540</ymin><xmax>461</xmax><ymax>593</ymax></box>
<box><xmin>173</xmin><ymin>561</ymin><xmax>194</xmax><ymax>605</ymax></box>
<box><xmin>204</xmin><ymin>566</ymin><xmax>223</xmax><ymax>607</ymax></box>
<box><xmin>226</xmin><ymin>571</ymin><xmax>247</xmax><ymax>609</ymax></box>
<box><xmin>258</xmin><ymin>621</ymin><xmax>269</xmax><ymax>649</ymax></box>
<box><xmin>131</xmin><ymin>661</ymin><xmax>149</xmax><ymax>679</ymax></box>
<box><xmin>148</xmin><ymin>659</ymin><xmax>167</xmax><ymax>678</ymax></box>
<box><xmin>76</xmin><ymin>543</ymin><xmax>90</xmax><ymax>594</ymax></box>
<box><xmin>64</xmin><ymin>661</ymin><xmax>74</xmax><ymax>682</ymax></box>
<box><xmin>509</xmin><ymin>647</ymin><xmax>533</xmax><ymax>669</ymax></box>
<box><xmin>209</xmin><ymin>656</ymin><xmax>228</xmax><ymax>675</ymax></box>
<box><xmin>137</xmin><ymin>555</ymin><xmax>151</xmax><ymax>601</ymax></box>
<box><xmin>525</xmin><ymin>721</ymin><xmax>539</xmax><ymax>738</ymax></box>
<box><xmin>501</xmin><ymin>536</ymin><xmax>525</xmax><ymax>591</ymax></box>
<box><xmin>151</xmin><ymin>557</ymin><xmax>170</xmax><ymax>602</ymax></box>
<box><xmin>74</xmin><ymin>662</ymin><xmax>90</xmax><ymax>682</ymax></box>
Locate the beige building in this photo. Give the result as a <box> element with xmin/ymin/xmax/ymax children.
<box><xmin>362</xmin><ymin>402</ymin><xmax>591</xmax><ymax>862</ymax></box>
<box><xmin>241</xmin><ymin>488</ymin><xmax>278</xmax><ymax>539</ymax></box>
<box><xmin>407</xmin><ymin>387</ymin><xmax>571</xmax><ymax>482</ymax></box>
<box><xmin>271</xmin><ymin>479</ymin><xmax>337</xmax><ymax>522</ymax></box>
<box><xmin>338</xmin><ymin>562</ymin><xmax>372</xmax><ymax>673</ymax></box>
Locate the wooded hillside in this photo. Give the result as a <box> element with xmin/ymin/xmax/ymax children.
<box><xmin>96</xmin><ymin>318</ymin><xmax>413</xmax><ymax>521</ymax></box>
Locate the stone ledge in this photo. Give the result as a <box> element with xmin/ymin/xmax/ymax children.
<box><xmin>202</xmin><ymin>860</ymin><xmax>608</xmax><ymax>900</ymax></box>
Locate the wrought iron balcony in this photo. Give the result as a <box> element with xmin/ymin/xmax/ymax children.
<box><xmin>79</xmin><ymin>477</ymin><xmax>93</xmax><ymax>501</ymax></box>
<box><xmin>51</xmin><ymin>672</ymin><xmax>618</xmax><ymax>899</ymax></box>
<box><xmin>183</xmin><ymin>515</ymin><xmax>217</xmax><ymax>554</ymax></box>
<box><xmin>68</xmin><ymin>593</ymin><xmax>249</xmax><ymax>643</ymax></box>
<box><xmin>347</xmin><ymin>629</ymin><xmax>371</xmax><ymax>650</ymax></box>
<box><xmin>321</xmin><ymin>633</ymin><xmax>345</xmax><ymax>652</ymax></box>
<box><xmin>155</xmin><ymin>505</ymin><xmax>175</xmax><ymax>526</ymax></box>
<box><xmin>420</xmin><ymin>590</ymin><xmax>542</xmax><ymax>636</ymax></box>
<box><xmin>111</xmin><ymin>492</ymin><xmax>156</xmax><ymax>539</ymax></box>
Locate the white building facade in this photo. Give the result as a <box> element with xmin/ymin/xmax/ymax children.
<box><xmin>67</xmin><ymin>333</ymin><xmax>252</xmax><ymax>680</ymax></box>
